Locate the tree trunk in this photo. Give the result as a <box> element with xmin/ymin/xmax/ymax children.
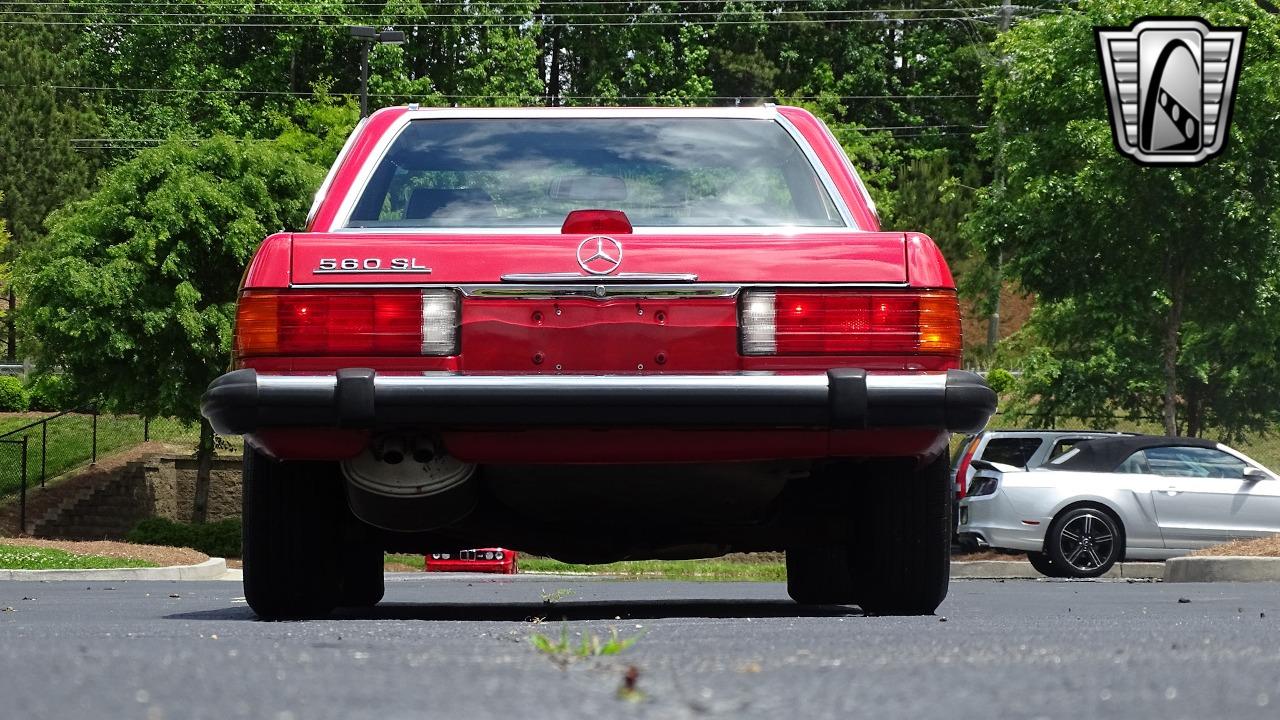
<box><xmin>546</xmin><ymin>26</ymin><xmax>561</xmax><ymax>105</ymax></box>
<box><xmin>1161</xmin><ymin>262</ymin><xmax>1187</xmax><ymax>437</ymax></box>
<box><xmin>192</xmin><ymin>418</ymin><xmax>215</xmax><ymax>524</ymax></box>
<box><xmin>6</xmin><ymin>287</ymin><xmax>14</xmax><ymax>364</ymax></box>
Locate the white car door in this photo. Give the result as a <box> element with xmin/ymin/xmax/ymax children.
<box><xmin>1143</xmin><ymin>446</ymin><xmax>1280</xmax><ymax>549</ymax></box>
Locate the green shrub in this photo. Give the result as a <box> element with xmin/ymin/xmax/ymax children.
<box><xmin>985</xmin><ymin>368</ymin><xmax>1017</xmax><ymax>395</ymax></box>
<box><xmin>0</xmin><ymin>375</ymin><xmax>29</xmax><ymax>411</ymax></box>
<box><xmin>25</xmin><ymin>374</ymin><xmax>71</xmax><ymax>412</ymax></box>
<box><xmin>127</xmin><ymin>517</ymin><xmax>242</xmax><ymax>558</ymax></box>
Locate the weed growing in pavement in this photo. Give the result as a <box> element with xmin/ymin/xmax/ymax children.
<box><xmin>540</xmin><ymin>588</ymin><xmax>574</xmax><ymax>604</ymax></box>
<box><xmin>528</xmin><ymin>624</ymin><xmax>642</xmax><ymax>663</ymax></box>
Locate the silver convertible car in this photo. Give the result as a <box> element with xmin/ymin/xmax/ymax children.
<box><xmin>957</xmin><ymin>435</ymin><xmax>1280</xmax><ymax>577</ymax></box>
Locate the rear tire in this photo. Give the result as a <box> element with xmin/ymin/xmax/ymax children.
<box><xmin>1045</xmin><ymin>506</ymin><xmax>1122</xmax><ymax>578</ymax></box>
<box><xmin>786</xmin><ymin>547</ymin><xmax>855</xmax><ymax>604</ymax></box>
<box><xmin>846</xmin><ymin>453</ymin><xmax>951</xmax><ymax>615</ymax></box>
<box><xmin>242</xmin><ymin>446</ymin><xmax>345</xmax><ymax>620</ymax></box>
<box><xmin>1026</xmin><ymin>551</ymin><xmax>1067</xmax><ymax>578</ymax></box>
<box><xmin>338</xmin><ymin>544</ymin><xmax>385</xmax><ymax>608</ymax></box>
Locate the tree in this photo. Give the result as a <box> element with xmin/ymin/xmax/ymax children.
<box><xmin>14</xmin><ymin>135</ymin><xmax>323</xmax><ymax>519</ymax></box>
<box><xmin>969</xmin><ymin>0</ymin><xmax>1280</xmax><ymax>438</ymax></box>
<box><xmin>0</xmin><ymin>8</ymin><xmax>100</xmax><ymax>360</ymax></box>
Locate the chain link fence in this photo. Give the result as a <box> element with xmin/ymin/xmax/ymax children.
<box><xmin>0</xmin><ymin>409</ymin><xmax>203</xmax><ymax>525</ymax></box>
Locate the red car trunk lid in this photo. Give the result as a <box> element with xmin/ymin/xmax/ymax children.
<box><xmin>288</xmin><ymin>231</ymin><xmax>908</xmax><ymax>285</ymax></box>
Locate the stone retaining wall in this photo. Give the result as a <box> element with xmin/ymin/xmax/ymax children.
<box><xmin>141</xmin><ymin>455</ymin><xmax>243</xmax><ymax>524</ymax></box>
<box><xmin>30</xmin><ymin>454</ymin><xmax>243</xmax><ymax>539</ymax></box>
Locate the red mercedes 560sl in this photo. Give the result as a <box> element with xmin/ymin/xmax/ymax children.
<box><xmin>202</xmin><ymin>105</ymin><xmax>996</xmax><ymax>619</ymax></box>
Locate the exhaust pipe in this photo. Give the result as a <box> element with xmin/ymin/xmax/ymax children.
<box><xmin>373</xmin><ymin>436</ymin><xmax>406</xmax><ymax>465</ymax></box>
<box><xmin>412</xmin><ymin>438</ymin><xmax>436</xmax><ymax>464</ymax></box>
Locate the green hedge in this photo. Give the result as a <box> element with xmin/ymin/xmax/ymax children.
<box><xmin>127</xmin><ymin>517</ymin><xmax>242</xmax><ymax>558</ymax></box>
<box><xmin>25</xmin><ymin>375</ymin><xmax>72</xmax><ymax>412</ymax></box>
<box><xmin>0</xmin><ymin>375</ymin><xmax>28</xmax><ymax>411</ymax></box>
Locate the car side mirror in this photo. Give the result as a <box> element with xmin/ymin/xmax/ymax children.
<box><xmin>1244</xmin><ymin>467</ymin><xmax>1270</xmax><ymax>482</ymax></box>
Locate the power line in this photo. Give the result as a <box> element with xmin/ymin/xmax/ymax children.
<box><xmin>0</xmin><ymin>4</ymin><xmax>1014</xmax><ymax>17</ymax></box>
<box><xmin>0</xmin><ymin>0</ymin><xmax>1014</xmax><ymax>8</ymax></box>
<box><xmin>22</xmin><ymin>84</ymin><xmax>980</xmax><ymax>100</ymax></box>
<box><xmin>0</xmin><ymin>14</ymin><xmax>1002</xmax><ymax>27</ymax></box>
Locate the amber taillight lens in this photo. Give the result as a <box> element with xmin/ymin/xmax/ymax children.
<box><xmin>739</xmin><ymin>289</ymin><xmax>962</xmax><ymax>358</ymax></box>
<box><xmin>234</xmin><ymin>289</ymin><xmax>458</xmax><ymax>358</ymax></box>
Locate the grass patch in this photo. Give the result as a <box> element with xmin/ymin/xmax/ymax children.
<box><xmin>385</xmin><ymin>553</ymin><xmax>425</xmax><ymax>571</ymax></box>
<box><xmin>520</xmin><ymin>557</ymin><xmax>786</xmax><ymax>582</ymax></box>
<box><xmin>0</xmin><ymin>412</ymin><xmax>200</xmax><ymax>497</ymax></box>
<box><xmin>0</xmin><ymin>543</ymin><xmax>157</xmax><ymax>570</ymax></box>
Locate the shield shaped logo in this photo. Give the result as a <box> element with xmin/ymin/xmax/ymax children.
<box><xmin>1095</xmin><ymin>17</ymin><xmax>1246</xmax><ymax>166</ymax></box>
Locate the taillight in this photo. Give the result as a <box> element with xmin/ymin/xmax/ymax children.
<box><xmin>235</xmin><ymin>289</ymin><xmax>459</xmax><ymax>358</ymax></box>
<box><xmin>967</xmin><ymin>475</ymin><xmax>999</xmax><ymax>497</ymax></box>
<box><xmin>955</xmin><ymin>438</ymin><xmax>980</xmax><ymax>499</ymax></box>
<box><xmin>739</xmin><ymin>289</ymin><xmax>962</xmax><ymax>357</ymax></box>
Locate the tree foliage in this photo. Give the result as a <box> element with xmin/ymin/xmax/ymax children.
<box><xmin>14</xmin><ymin>135</ymin><xmax>323</xmax><ymax>420</ymax></box>
<box><xmin>971</xmin><ymin>0</ymin><xmax>1280</xmax><ymax>438</ymax></box>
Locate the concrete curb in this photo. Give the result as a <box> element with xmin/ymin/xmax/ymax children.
<box><xmin>0</xmin><ymin>557</ymin><xmax>227</xmax><ymax>582</ymax></box>
<box><xmin>951</xmin><ymin>560</ymin><xmax>1164</xmax><ymax>580</ymax></box>
<box><xmin>1164</xmin><ymin>556</ymin><xmax>1280</xmax><ymax>583</ymax></box>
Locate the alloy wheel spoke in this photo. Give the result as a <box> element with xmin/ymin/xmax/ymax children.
<box><xmin>1067</xmin><ymin>545</ymin><xmax>1087</xmax><ymax>564</ymax></box>
<box><xmin>1062</xmin><ymin>530</ymin><xmax>1083</xmax><ymax>542</ymax></box>
<box><xmin>1086</xmin><ymin>547</ymin><xmax>1104</xmax><ymax>567</ymax></box>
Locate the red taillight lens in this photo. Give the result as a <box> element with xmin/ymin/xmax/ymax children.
<box><xmin>235</xmin><ymin>289</ymin><xmax>458</xmax><ymax>358</ymax></box>
<box><xmin>955</xmin><ymin>438</ymin><xmax>980</xmax><ymax>499</ymax></box>
<box><xmin>740</xmin><ymin>289</ymin><xmax>962</xmax><ymax>357</ymax></box>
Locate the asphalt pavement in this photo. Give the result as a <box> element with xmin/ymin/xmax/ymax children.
<box><xmin>2</xmin><ymin>575</ymin><xmax>1279</xmax><ymax>720</ymax></box>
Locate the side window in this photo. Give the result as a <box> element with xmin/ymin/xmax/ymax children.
<box><xmin>1142</xmin><ymin>446</ymin><xmax>1247</xmax><ymax>479</ymax></box>
<box><xmin>1116</xmin><ymin>451</ymin><xmax>1151</xmax><ymax>474</ymax></box>
<box><xmin>1049</xmin><ymin>438</ymin><xmax>1091</xmax><ymax>461</ymax></box>
<box><xmin>980</xmin><ymin>438</ymin><xmax>1044</xmax><ymax>468</ymax></box>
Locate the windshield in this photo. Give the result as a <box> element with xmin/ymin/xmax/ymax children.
<box><xmin>344</xmin><ymin>118</ymin><xmax>845</xmax><ymax>229</ymax></box>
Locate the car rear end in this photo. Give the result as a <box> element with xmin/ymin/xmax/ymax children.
<box><xmin>204</xmin><ymin>106</ymin><xmax>996</xmax><ymax>619</ymax></box>
<box><xmin>426</xmin><ymin>548</ymin><xmax>517</xmax><ymax>574</ymax></box>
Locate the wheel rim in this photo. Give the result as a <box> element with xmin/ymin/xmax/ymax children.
<box><xmin>1057</xmin><ymin>513</ymin><xmax>1116</xmax><ymax>572</ymax></box>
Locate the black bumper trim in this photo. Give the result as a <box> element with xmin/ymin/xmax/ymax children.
<box><xmin>202</xmin><ymin>369</ymin><xmax>996</xmax><ymax>436</ymax></box>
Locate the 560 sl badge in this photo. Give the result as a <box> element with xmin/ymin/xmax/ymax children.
<box><xmin>315</xmin><ymin>257</ymin><xmax>432</xmax><ymax>274</ymax></box>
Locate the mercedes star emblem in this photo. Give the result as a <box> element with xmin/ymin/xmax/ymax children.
<box><xmin>576</xmin><ymin>236</ymin><xmax>624</xmax><ymax>275</ymax></box>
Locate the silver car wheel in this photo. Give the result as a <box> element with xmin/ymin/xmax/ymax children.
<box><xmin>1056</xmin><ymin>512</ymin><xmax>1116</xmax><ymax>572</ymax></box>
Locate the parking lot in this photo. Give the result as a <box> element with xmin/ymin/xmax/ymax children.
<box><xmin>2</xmin><ymin>575</ymin><xmax>1278</xmax><ymax>720</ymax></box>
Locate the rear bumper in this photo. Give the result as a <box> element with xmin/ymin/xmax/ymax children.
<box><xmin>202</xmin><ymin>368</ymin><xmax>996</xmax><ymax>436</ymax></box>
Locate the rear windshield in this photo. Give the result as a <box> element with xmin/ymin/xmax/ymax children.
<box><xmin>980</xmin><ymin>437</ymin><xmax>1044</xmax><ymax>468</ymax></box>
<box><xmin>344</xmin><ymin>118</ymin><xmax>845</xmax><ymax>229</ymax></box>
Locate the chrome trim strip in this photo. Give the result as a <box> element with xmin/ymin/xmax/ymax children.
<box><xmin>774</xmin><ymin>113</ymin><xmax>857</xmax><ymax>229</ymax></box>
<box><xmin>462</xmin><ymin>284</ymin><xmax>738</xmax><ymax>299</ymax></box>
<box><xmin>286</xmin><ymin>281</ymin><xmax>912</xmax><ymax>291</ymax></box>
<box><xmin>812</xmin><ymin>116</ymin><xmax>881</xmax><ymax>226</ymax></box>
<box><xmin>252</xmin><ymin>372</ymin><xmax>952</xmax><ymax>393</ymax></box>
<box><xmin>372</xmin><ymin>373</ymin><xmax>830</xmax><ymax>395</ymax></box>
<box><xmin>330</xmin><ymin>225</ymin><xmax>854</xmax><ymax>235</ymax></box>
<box><xmin>500</xmin><ymin>272</ymin><xmax>698</xmax><ymax>283</ymax></box>
<box><xmin>865</xmin><ymin>374</ymin><xmax>948</xmax><ymax>392</ymax></box>
<box><xmin>330</xmin><ymin>108</ymin><xmax>854</xmax><ymax>233</ymax></box>
<box><xmin>307</xmin><ymin>116</ymin><xmax>368</xmax><ymax>230</ymax></box>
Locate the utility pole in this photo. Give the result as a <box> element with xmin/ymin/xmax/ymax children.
<box><xmin>987</xmin><ymin>0</ymin><xmax>1014</xmax><ymax>352</ymax></box>
<box><xmin>349</xmin><ymin>26</ymin><xmax>406</xmax><ymax>118</ymax></box>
